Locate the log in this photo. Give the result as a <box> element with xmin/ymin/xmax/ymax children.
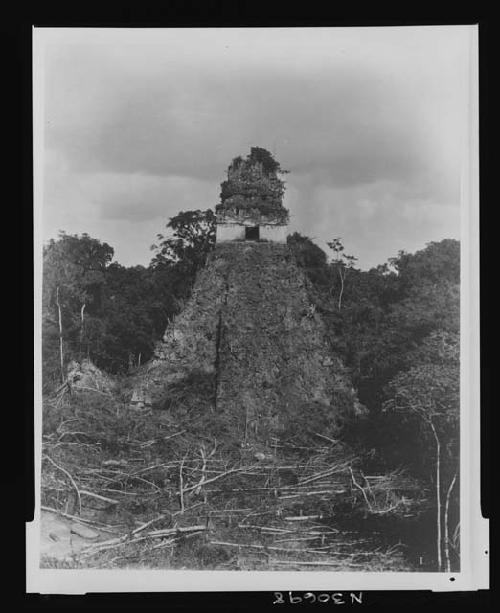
<box><xmin>131</xmin><ymin>513</ymin><xmax>170</xmax><ymax>536</ymax></box>
<box><xmin>279</xmin><ymin>489</ymin><xmax>344</xmax><ymax>500</ymax></box>
<box><xmin>209</xmin><ymin>541</ymin><xmax>328</xmax><ymax>555</ymax></box>
<box><xmin>147</xmin><ymin>525</ymin><xmax>207</xmax><ymax>537</ymax></box>
<box><xmin>81</xmin><ymin>525</ymin><xmax>207</xmax><ymax>556</ymax></box>
<box><xmin>269</xmin><ymin>559</ymin><xmax>366</xmax><ymax>568</ymax></box>
<box><xmin>284</xmin><ymin>515</ymin><xmax>323</xmax><ymax>521</ymax></box>
<box><xmin>79</xmin><ymin>490</ymin><xmax>119</xmax><ymax>505</ymax></box>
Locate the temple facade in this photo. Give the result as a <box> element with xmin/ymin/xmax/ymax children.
<box><xmin>215</xmin><ymin>148</ymin><xmax>289</xmax><ymax>243</ymax></box>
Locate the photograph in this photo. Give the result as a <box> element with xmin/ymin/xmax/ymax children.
<box><xmin>28</xmin><ymin>25</ymin><xmax>487</xmax><ymax>593</ymax></box>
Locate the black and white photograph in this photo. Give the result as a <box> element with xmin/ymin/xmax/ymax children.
<box><xmin>28</xmin><ymin>26</ymin><xmax>487</xmax><ymax>593</ymax></box>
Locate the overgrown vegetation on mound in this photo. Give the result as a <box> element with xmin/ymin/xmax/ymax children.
<box><xmin>132</xmin><ymin>241</ymin><xmax>359</xmax><ymax>440</ymax></box>
<box><xmin>212</xmin><ymin>242</ymin><xmax>359</xmax><ymax>442</ymax></box>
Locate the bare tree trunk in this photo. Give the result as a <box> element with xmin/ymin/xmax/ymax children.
<box><xmin>79</xmin><ymin>303</ymin><xmax>86</xmax><ymax>357</ymax></box>
<box><xmin>179</xmin><ymin>453</ymin><xmax>187</xmax><ymax>514</ymax></box>
<box><xmin>444</xmin><ymin>471</ymin><xmax>458</xmax><ymax>572</ymax></box>
<box><xmin>337</xmin><ymin>267</ymin><xmax>345</xmax><ymax>310</ymax></box>
<box><xmin>429</xmin><ymin>420</ymin><xmax>442</xmax><ymax>571</ymax></box>
<box><xmin>56</xmin><ymin>286</ymin><xmax>64</xmax><ymax>383</ymax></box>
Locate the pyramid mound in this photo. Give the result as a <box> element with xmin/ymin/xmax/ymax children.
<box><xmin>131</xmin><ymin>148</ymin><xmax>360</xmax><ymax>443</ymax></box>
<box><xmin>131</xmin><ymin>241</ymin><xmax>358</xmax><ymax>443</ymax></box>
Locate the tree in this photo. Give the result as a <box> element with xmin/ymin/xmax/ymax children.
<box><xmin>383</xmin><ymin>331</ymin><xmax>460</xmax><ymax>571</ymax></box>
<box><xmin>287</xmin><ymin>233</ymin><xmax>330</xmax><ymax>287</ymax></box>
<box><xmin>327</xmin><ymin>238</ymin><xmax>358</xmax><ymax>310</ymax></box>
<box><xmin>150</xmin><ymin>209</ymin><xmax>216</xmax><ymax>274</ymax></box>
<box><xmin>42</xmin><ymin>233</ymin><xmax>114</xmax><ymax>385</ymax></box>
<box><xmin>42</xmin><ymin>213</ymin><xmax>218</xmax><ymax>383</ymax></box>
<box><xmin>389</xmin><ymin>239</ymin><xmax>460</xmax><ymax>294</ymax></box>
<box><xmin>98</xmin><ymin>263</ymin><xmax>179</xmax><ymax>373</ymax></box>
<box><xmin>342</xmin><ymin>241</ymin><xmax>460</xmax><ymax>410</ymax></box>
<box><xmin>247</xmin><ymin>146</ymin><xmax>289</xmax><ymax>174</ymax></box>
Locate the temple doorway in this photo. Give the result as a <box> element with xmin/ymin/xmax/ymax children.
<box><xmin>245</xmin><ymin>226</ymin><xmax>260</xmax><ymax>241</ymax></box>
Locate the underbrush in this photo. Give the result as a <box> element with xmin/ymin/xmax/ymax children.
<box><xmin>40</xmin><ymin>388</ymin><xmax>426</xmax><ymax>571</ymax></box>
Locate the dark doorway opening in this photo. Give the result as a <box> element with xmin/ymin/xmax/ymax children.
<box><xmin>245</xmin><ymin>226</ymin><xmax>260</xmax><ymax>241</ymax></box>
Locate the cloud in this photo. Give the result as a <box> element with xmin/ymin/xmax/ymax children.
<box><xmin>39</xmin><ymin>27</ymin><xmax>468</xmax><ymax>268</ymax></box>
<box><xmin>88</xmin><ymin>174</ymin><xmax>218</xmax><ymax>222</ymax></box>
<box><xmin>287</xmin><ymin>180</ymin><xmax>460</xmax><ymax>269</ymax></box>
<box><xmin>44</xmin><ymin>32</ymin><xmax>462</xmax><ymax>191</ymax></box>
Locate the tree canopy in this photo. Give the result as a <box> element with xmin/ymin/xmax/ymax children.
<box><xmin>42</xmin><ymin>212</ymin><xmax>217</xmax><ymax>385</ymax></box>
<box><xmin>150</xmin><ymin>209</ymin><xmax>216</xmax><ymax>273</ymax></box>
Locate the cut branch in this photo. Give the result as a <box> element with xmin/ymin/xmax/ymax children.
<box><xmin>179</xmin><ymin>453</ymin><xmax>187</xmax><ymax>513</ymax></box>
<box><xmin>43</xmin><ymin>454</ymin><xmax>81</xmax><ymax>514</ymax></box>
<box><xmin>79</xmin><ymin>490</ymin><xmax>119</xmax><ymax>505</ymax></box>
<box><xmin>179</xmin><ymin>464</ymin><xmax>259</xmax><ymax>495</ymax></box>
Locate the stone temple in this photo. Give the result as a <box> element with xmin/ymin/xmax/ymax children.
<box><xmin>130</xmin><ymin>148</ymin><xmax>360</xmax><ymax>445</ymax></box>
<box><xmin>215</xmin><ymin>148</ymin><xmax>289</xmax><ymax>243</ymax></box>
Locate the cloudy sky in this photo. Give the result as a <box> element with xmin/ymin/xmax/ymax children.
<box><xmin>36</xmin><ymin>26</ymin><xmax>473</xmax><ymax>269</ymax></box>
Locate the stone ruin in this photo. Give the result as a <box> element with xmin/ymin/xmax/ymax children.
<box><xmin>130</xmin><ymin>149</ymin><xmax>361</xmax><ymax>445</ymax></box>
<box><xmin>215</xmin><ymin>147</ymin><xmax>289</xmax><ymax>243</ymax></box>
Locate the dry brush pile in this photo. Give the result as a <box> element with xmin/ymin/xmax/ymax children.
<box><xmin>41</xmin><ymin>387</ymin><xmax>427</xmax><ymax>571</ymax></box>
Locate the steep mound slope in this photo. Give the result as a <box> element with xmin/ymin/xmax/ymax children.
<box><xmin>132</xmin><ymin>242</ymin><xmax>358</xmax><ymax>443</ymax></box>
<box><xmin>214</xmin><ymin>242</ymin><xmax>354</xmax><ymax>442</ymax></box>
